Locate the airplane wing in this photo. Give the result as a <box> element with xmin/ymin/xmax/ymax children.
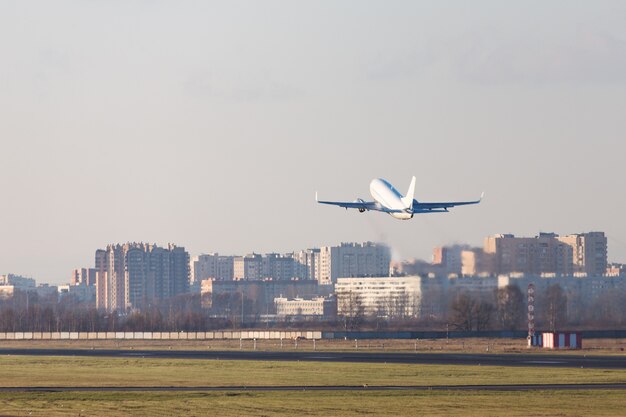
<box><xmin>412</xmin><ymin>193</ymin><xmax>484</xmax><ymax>213</ymax></box>
<box><xmin>315</xmin><ymin>193</ymin><xmax>389</xmax><ymax>212</ymax></box>
<box><xmin>316</xmin><ymin>199</ymin><xmax>382</xmax><ymax>211</ymax></box>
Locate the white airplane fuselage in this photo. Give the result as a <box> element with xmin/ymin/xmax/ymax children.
<box><xmin>317</xmin><ymin>176</ymin><xmax>481</xmax><ymax>218</ymax></box>
<box><xmin>369</xmin><ymin>178</ymin><xmax>413</xmax><ymax>220</ymax></box>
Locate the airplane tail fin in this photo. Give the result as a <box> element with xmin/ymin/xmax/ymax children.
<box><xmin>401</xmin><ymin>176</ymin><xmax>416</xmax><ymax>209</ymax></box>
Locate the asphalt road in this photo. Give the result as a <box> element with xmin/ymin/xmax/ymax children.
<box><xmin>1</xmin><ymin>383</ymin><xmax>626</xmax><ymax>392</ymax></box>
<box><xmin>2</xmin><ymin>348</ymin><xmax>626</xmax><ymax>369</ymax></box>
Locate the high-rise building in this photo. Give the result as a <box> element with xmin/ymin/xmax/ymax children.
<box><xmin>193</xmin><ymin>243</ymin><xmax>389</xmax><ymax>285</ymax></box>
<box><xmin>0</xmin><ymin>274</ymin><xmax>36</xmax><ymax>289</ymax></box>
<box><xmin>70</xmin><ymin>268</ymin><xmax>96</xmax><ymax>286</ymax></box>
<box><xmin>125</xmin><ymin>245</ymin><xmax>147</xmax><ymax>308</ymax></box>
<box><xmin>233</xmin><ymin>254</ymin><xmax>263</xmax><ymax>280</ymax></box>
<box><xmin>460</xmin><ymin>248</ymin><xmax>492</xmax><ymax>276</ymax></box>
<box><xmin>435</xmin><ymin>232</ymin><xmax>609</xmax><ymax>277</ymax></box>
<box><xmin>293</xmin><ymin>248</ymin><xmax>321</xmax><ymax>281</ymax></box>
<box><xmin>556</xmin><ymin>232</ymin><xmax>608</xmax><ymax>276</ymax></box>
<box><xmin>95</xmin><ymin>249</ymin><xmax>110</xmax><ymax>310</ymax></box>
<box><xmin>433</xmin><ymin>245</ymin><xmax>466</xmax><ymax>272</ymax></box>
<box><xmin>262</xmin><ymin>253</ymin><xmax>296</xmax><ymax>281</ymax></box>
<box><xmin>95</xmin><ymin>243</ymin><xmax>190</xmax><ymax>312</ymax></box>
<box><xmin>195</xmin><ymin>251</ymin><xmax>324</xmax><ymax>282</ymax></box>
<box><xmin>95</xmin><ymin>245</ymin><xmax>126</xmax><ymax>311</ymax></box>
<box><xmin>318</xmin><ymin>242</ymin><xmax>391</xmax><ymax>285</ymax></box>
<box><xmin>169</xmin><ymin>244</ymin><xmax>190</xmax><ymax>296</ymax></box>
<box><xmin>191</xmin><ymin>254</ymin><xmax>235</xmax><ymax>283</ymax></box>
<box><xmin>232</xmin><ymin>253</ymin><xmax>303</xmax><ymax>281</ymax></box>
<box><xmin>484</xmin><ymin>233</ymin><xmax>573</xmax><ymax>276</ymax></box>
<box><xmin>319</xmin><ymin>246</ymin><xmax>333</xmax><ymax>285</ymax></box>
<box><xmin>606</xmin><ymin>263</ymin><xmax>625</xmax><ymax>277</ymax></box>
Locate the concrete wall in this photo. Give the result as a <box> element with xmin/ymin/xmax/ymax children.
<box><xmin>0</xmin><ymin>329</ymin><xmax>621</xmax><ymax>340</ymax></box>
<box><xmin>0</xmin><ymin>331</ymin><xmax>323</xmax><ymax>340</ymax></box>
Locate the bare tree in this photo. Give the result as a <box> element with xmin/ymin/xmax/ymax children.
<box><xmin>450</xmin><ymin>293</ymin><xmax>474</xmax><ymax>331</ymax></box>
<box><xmin>474</xmin><ymin>301</ymin><xmax>494</xmax><ymax>331</ymax></box>
<box><xmin>547</xmin><ymin>284</ymin><xmax>567</xmax><ymax>331</ymax></box>
<box><xmin>496</xmin><ymin>285</ymin><xmax>525</xmax><ymax>330</ymax></box>
<box><xmin>542</xmin><ymin>284</ymin><xmax>567</xmax><ymax>331</ymax></box>
<box><xmin>450</xmin><ymin>292</ymin><xmax>494</xmax><ymax>332</ymax></box>
<box><xmin>339</xmin><ymin>290</ymin><xmax>364</xmax><ymax>330</ymax></box>
<box><xmin>588</xmin><ymin>289</ymin><xmax>626</xmax><ymax>329</ymax></box>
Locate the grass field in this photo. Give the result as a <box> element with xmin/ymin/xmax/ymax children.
<box><xmin>1</xmin><ymin>355</ymin><xmax>626</xmax><ymax>388</ymax></box>
<box><xmin>2</xmin><ymin>390</ymin><xmax>626</xmax><ymax>417</ymax></box>
<box><xmin>0</xmin><ymin>355</ymin><xmax>625</xmax><ymax>416</ymax></box>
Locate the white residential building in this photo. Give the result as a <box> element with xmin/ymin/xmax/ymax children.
<box><xmin>58</xmin><ymin>284</ymin><xmax>97</xmax><ymax>303</ymax></box>
<box><xmin>0</xmin><ymin>274</ymin><xmax>36</xmax><ymax>290</ymax></box>
<box><xmin>191</xmin><ymin>253</ymin><xmax>235</xmax><ymax>283</ymax></box>
<box><xmin>335</xmin><ymin>276</ymin><xmax>421</xmax><ymax>318</ymax></box>
<box><xmin>319</xmin><ymin>242</ymin><xmax>391</xmax><ymax>285</ymax></box>
<box><xmin>274</xmin><ymin>296</ymin><xmax>336</xmax><ymax>317</ymax></box>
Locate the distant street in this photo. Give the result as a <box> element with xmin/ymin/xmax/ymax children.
<box><xmin>2</xmin><ymin>348</ymin><xmax>626</xmax><ymax>369</ymax></box>
<box><xmin>2</xmin><ymin>383</ymin><xmax>626</xmax><ymax>393</ymax></box>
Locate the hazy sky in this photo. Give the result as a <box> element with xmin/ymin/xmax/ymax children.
<box><xmin>2</xmin><ymin>1</ymin><xmax>626</xmax><ymax>284</ymax></box>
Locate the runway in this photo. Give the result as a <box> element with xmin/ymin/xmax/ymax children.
<box><xmin>1</xmin><ymin>383</ymin><xmax>626</xmax><ymax>392</ymax></box>
<box><xmin>2</xmin><ymin>348</ymin><xmax>626</xmax><ymax>369</ymax></box>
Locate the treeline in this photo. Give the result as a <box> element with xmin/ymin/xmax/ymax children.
<box><xmin>1</xmin><ymin>284</ymin><xmax>625</xmax><ymax>332</ymax></box>
<box><xmin>447</xmin><ymin>284</ymin><xmax>626</xmax><ymax>332</ymax></box>
<box><xmin>0</xmin><ymin>292</ymin><xmax>230</xmax><ymax>332</ymax></box>
<box><xmin>338</xmin><ymin>284</ymin><xmax>626</xmax><ymax>332</ymax></box>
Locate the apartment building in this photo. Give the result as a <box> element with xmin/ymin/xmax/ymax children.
<box><xmin>556</xmin><ymin>232</ymin><xmax>608</xmax><ymax>275</ymax></box>
<box><xmin>335</xmin><ymin>276</ymin><xmax>422</xmax><ymax>318</ymax></box>
<box><xmin>201</xmin><ymin>279</ymin><xmax>325</xmax><ymax>313</ymax></box>
<box><xmin>95</xmin><ymin>243</ymin><xmax>190</xmax><ymax>312</ymax></box>
<box><xmin>191</xmin><ymin>253</ymin><xmax>235</xmax><ymax>283</ymax></box>
<box><xmin>319</xmin><ymin>242</ymin><xmax>391</xmax><ymax>285</ymax></box>
<box><xmin>484</xmin><ymin>233</ymin><xmax>573</xmax><ymax>275</ymax></box>
<box><xmin>233</xmin><ymin>254</ymin><xmax>263</xmax><ymax>280</ymax></box>
<box><xmin>70</xmin><ymin>268</ymin><xmax>96</xmax><ymax>286</ymax></box>
<box><xmin>274</xmin><ymin>296</ymin><xmax>336</xmax><ymax>317</ymax></box>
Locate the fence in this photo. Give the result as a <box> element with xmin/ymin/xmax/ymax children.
<box><xmin>324</xmin><ymin>331</ymin><xmax>529</xmax><ymax>339</ymax></box>
<box><xmin>0</xmin><ymin>329</ymin><xmax>624</xmax><ymax>341</ymax></box>
<box><xmin>323</xmin><ymin>330</ymin><xmax>626</xmax><ymax>339</ymax></box>
<box><xmin>0</xmin><ymin>331</ymin><xmax>322</xmax><ymax>340</ymax></box>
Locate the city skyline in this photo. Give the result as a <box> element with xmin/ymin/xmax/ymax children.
<box><xmin>1</xmin><ymin>2</ymin><xmax>626</xmax><ymax>283</ymax></box>
<box><xmin>2</xmin><ymin>230</ymin><xmax>622</xmax><ymax>286</ymax></box>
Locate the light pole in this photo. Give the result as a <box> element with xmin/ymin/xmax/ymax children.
<box><xmin>240</xmin><ymin>292</ymin><xmax>244</xmax><ymax>328</ymax></box>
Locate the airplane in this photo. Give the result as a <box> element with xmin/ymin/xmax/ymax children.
<box><xmin>316</xmin><ymin>176</ymin><xmax>483</xmax><ymax>220</ymax></box>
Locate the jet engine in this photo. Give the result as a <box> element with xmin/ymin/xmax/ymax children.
<box><xmin>354</xmin><ymin>198</ymin><xmax>366</xmax><ymax>213</ymax></box>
